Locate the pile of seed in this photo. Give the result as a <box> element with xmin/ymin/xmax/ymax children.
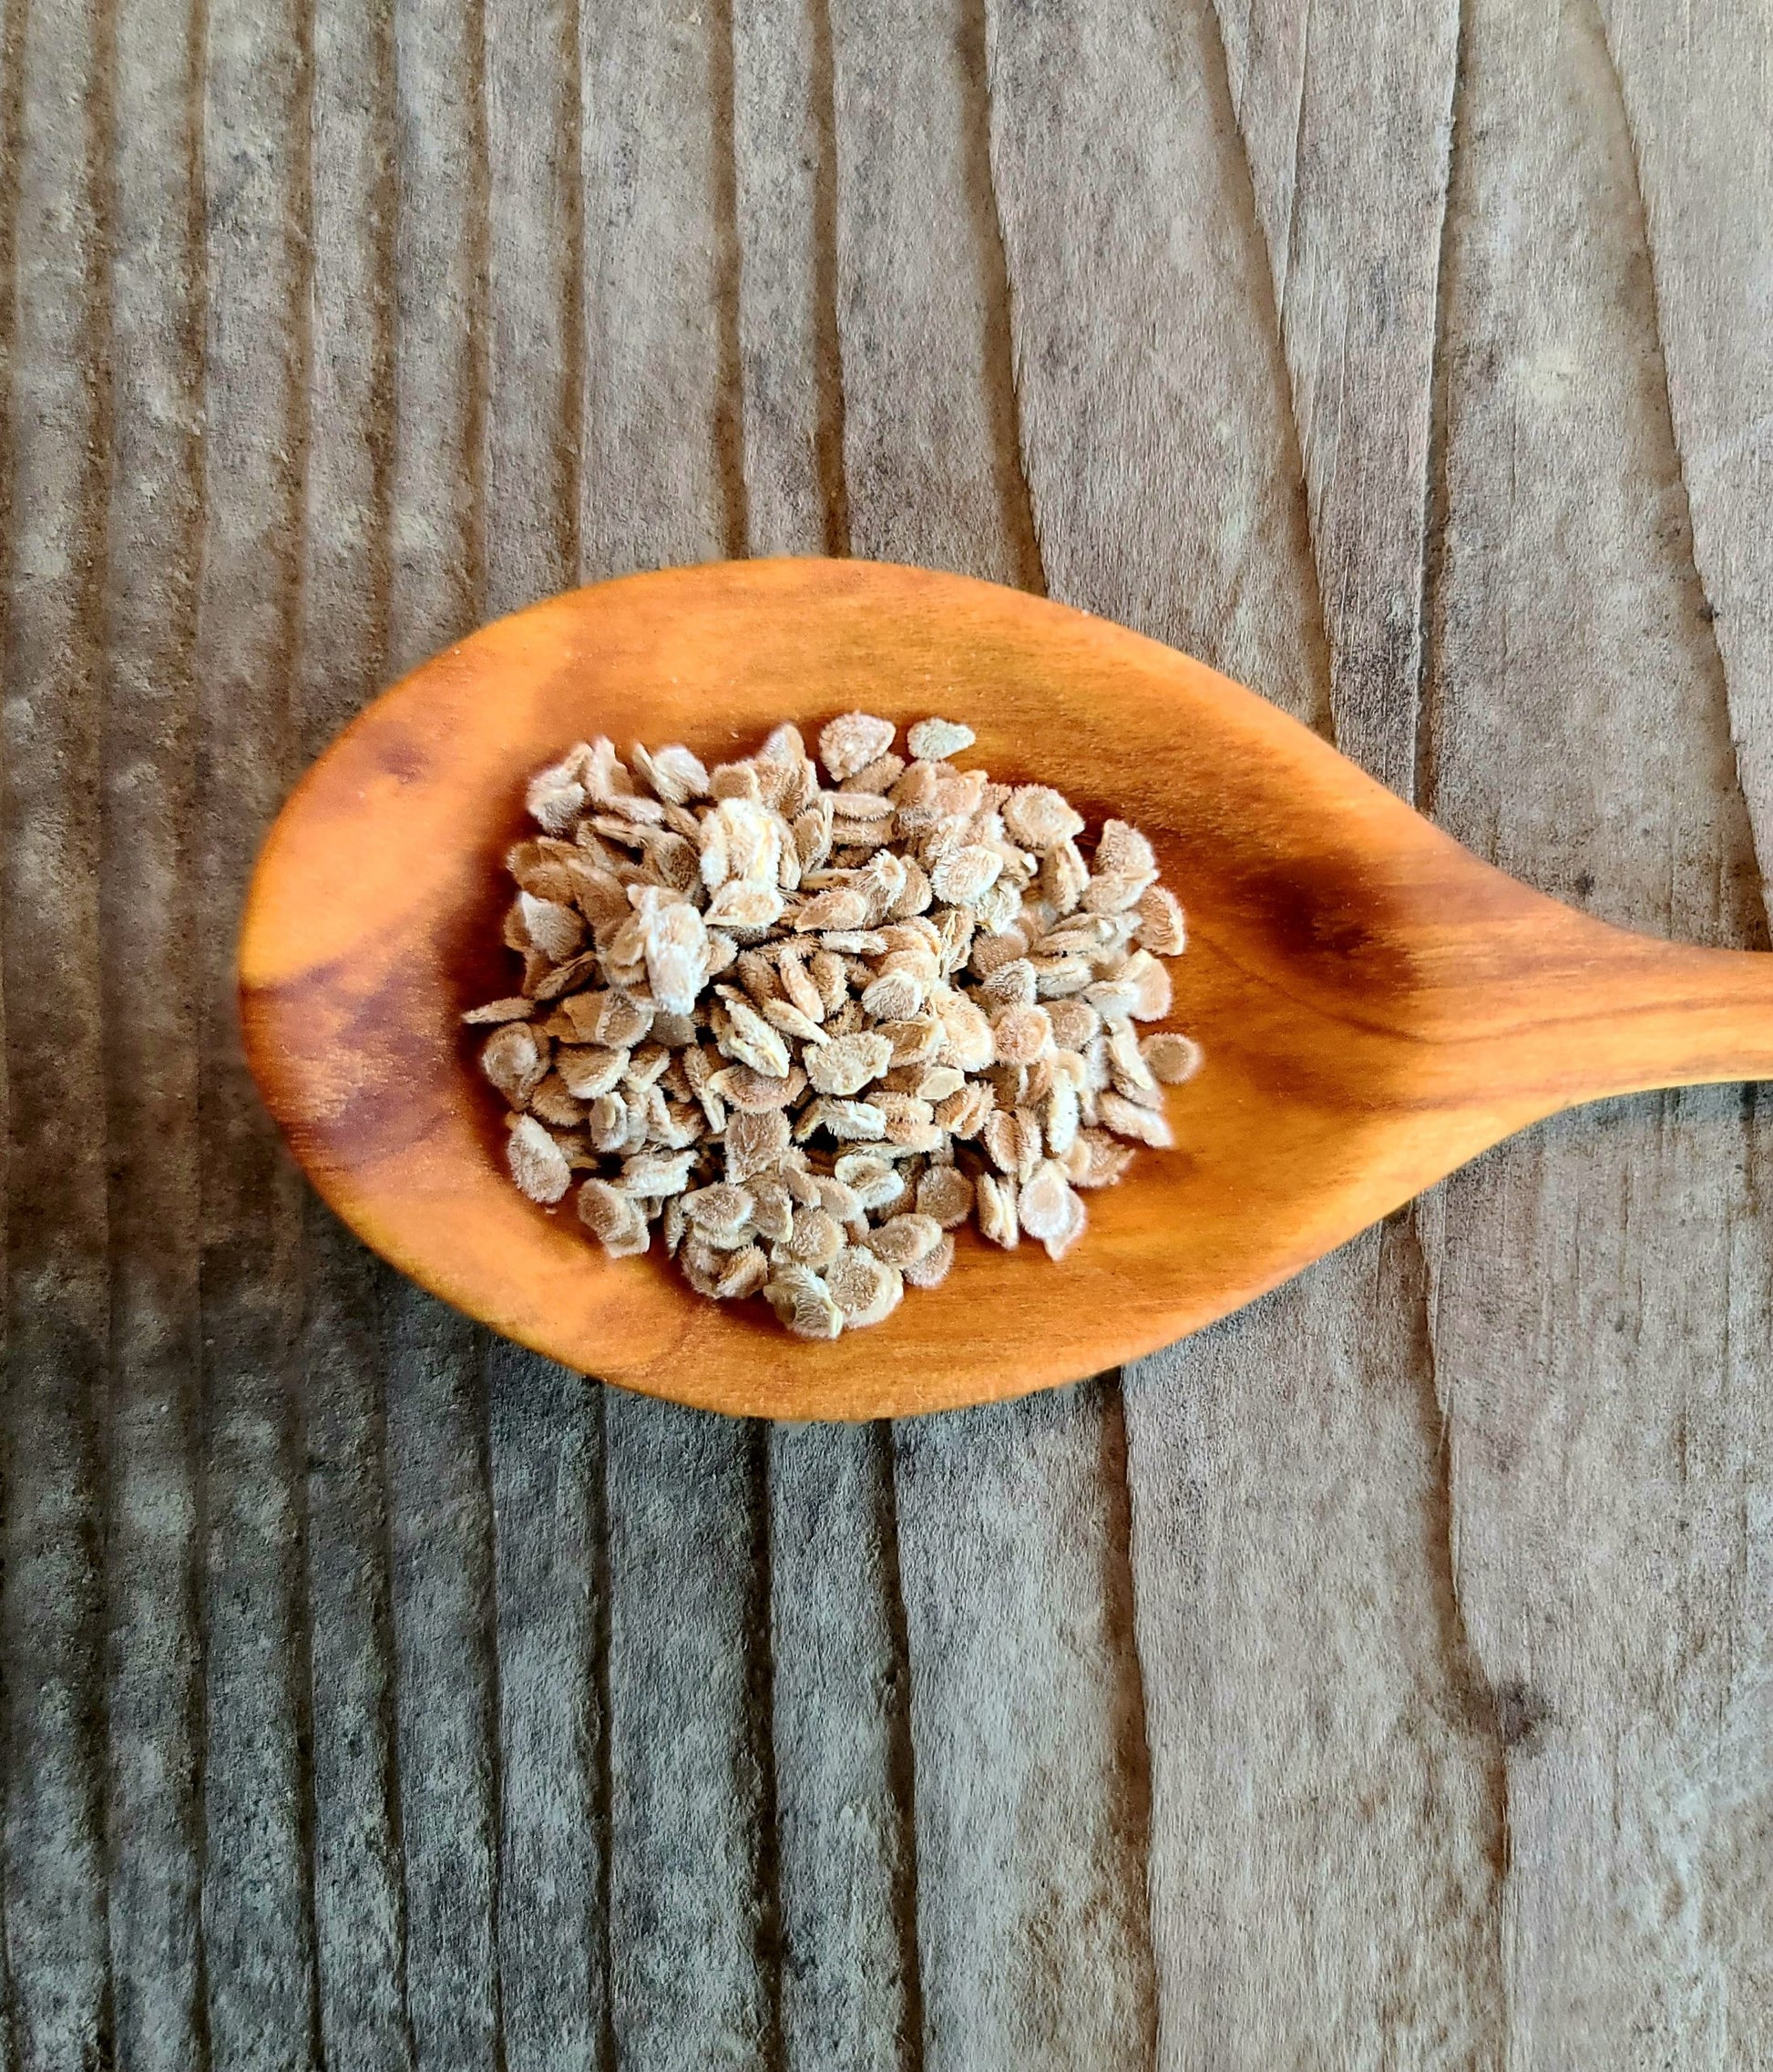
<box><xmin>466</xmin><ymin>713</ymin><xmax>1199</xmax><ymax>1339</ymax></box>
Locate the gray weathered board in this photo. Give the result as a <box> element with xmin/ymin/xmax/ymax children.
<box><xmin>1</xmin><ymin>0</ymin><xmax>1769</xmax><ymax>2064</ymax></box>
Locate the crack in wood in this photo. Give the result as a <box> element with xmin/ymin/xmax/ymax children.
<box><xmin>1413</xmin><ymin>0</ymin><xmax>1466</xmax><ymax>826</ymax></box>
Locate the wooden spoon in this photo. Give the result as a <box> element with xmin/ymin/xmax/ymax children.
<box><xmin>239</xmin><ymin>558</ymin><xmax>1773</xmax><ymax>1421</ymax></box>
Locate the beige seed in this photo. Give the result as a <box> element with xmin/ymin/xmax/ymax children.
<box><xmin>815</xmin><ymin>1097</ymin><xmax>888</xmax><ymax>1142</ymax></box>
<box><xmin>902</xmin><ymin>1232</ymin><xmax>956</xmax><ymax>1288</ymax></box>
<box><xmin>620</xmin><ymin>1148</ymin><xmax>699</xmax><ymax>1195</ymax></box>
<box><xmin>705</xmin><ymin>879</ymin><xmax>785</xmax><ymax>930</ymax></box>
<box><xmin>981</xmin><ymin>959</ymin><xmax>1037</xmax><ymax>1007</ymax></box>
<box><xmin>1097</xmin><ymin>1092</ymin><xmax>1173</xmax><ymax>1149</ymax></box>
<box><xmin>916</xmin><ymin>1166</ymin><xmax>974</xmax><ymax>1228</ymax></box>
<box><xmin>555</xmin><ymin>1045</ymin><xmax>629</xmax><ymax>1100</ymax></box>
<box><xmin>865</xmin><ymin>1214</ymin><xmax>942</xmax><ymax>1267</ymax></box>
<box><xmin>1002</xmin><ymin>785</ymin><xmax>1085</xmax><ymax>850</ymax></box>
<box><xmin>828</xmin><ymin>789</ymin><xmax>896</xmax><ymax>823</ymax></box>
<box><xmin>990</xmin><ymin>1001</ymin><xmax>1054</xmax><ymax>1067</ymax></box>
<box><xmin>805</xmin><ymin>1031</ymin><xmax>895</xmax><ymax>1097</ymax></box>
<box><xmin>725</xmin><ymin>1107</ymin><xmax>791</xmax><ymax>1178</ymax></box>
<box><xmin>1143</xmin><ymin>1031</ymin><xmax>1203</xmax><ymax>1084</ymax></box>
<box><xmin>714</xmin><ymin>1246</ymin><xmax>769</xmax><ymax>1299</ymax></box>
<box><xmin>824</xmin><ymin>1246</ymin><xmax>903</xmax><ymax>1327</ymax></box>
<box><xmin>818</xmin><ymin>711</ymin><xmax>897</xmax><ymax>781</ymax></box>
<box><xmin>748</xmin><ymin>1179</ymin><xmax>796</xmax><ymax>1244</ymax></box>
<box><xmin>764</xmin><ymin>1263</ymin><xmax>846</xmax><ymax>1339</ymax></box>
<box><xmin>785</xmin><ymin>1208</ymin><xmax>845</xmax><ymax>1267</ymax></box>
<box><xmin>794</xmin><ymin>885</ymin><xmax>873</xmax><ymax>932</ymax></box>
<box><xmin>928</xmin><ymin>844</ymin><xmax>1003</xmax><ymax>906</ymax></box>
<box><xmin>1017</xmin><ymin>1161</ymin><xmax>1080</xmax><ymax>1243</ymax></box>
<box><xmin>682</xmin><ymin>1183</ymin><xmax>755</xmax><ymax>1234</ymax></box>
<box><xmin>715</xmin><ymin>993</ymin><xmax>793</xmax><ymax>1078</ymax></box>
<box><xmin>632</xmin><ymin>742</ymin><xmax>710</xmax><ymax>805</ymax></box>
<box><xmin>528</xmin><ymin>1074</ymin><xmax>585</xmax><ymax>1129</ymax></box>
<box><xmin>775</xmin><ymin>948</ymin><xmax>825</xmax><ymax>1024</ymax></box>
<box><xmin>481</xmin><ymin>1022</ymin><xmax>550</xmax><ymax>1106</ymax></box>
<box><xmin>762</xmin><ymin>995</ymin><xmax>828</xmax><ymax>1046</ymax></box>
<box><xmin>842</xmin><ymin>753</ymin><xmax>907</xmax><ymax>794</ymax></box>
<box><xmin>507</xmin><ymin>1116</ymin><xmax>572</xmax><ymax>1204</ymax></box>
<box><xmin>832</xmin><ymin>1154</ymin><xmax>906</xmax><ymax>1213</ymax></box>
<box><xmin>933</xmin><ymin>1081</ymin><xmax>993</xmax><ymax>1138</ymax></box>
<box><xmin>1136</xmin><ymin>883</ymin><xmax>1186</xmax><ymax>955</ymax></box>
<box><xmin>906</xmin><ymin>717</ymin><xmax>975</xmax><ymax>760</ymax></box>
<box><xmin>578</xmin><ymin>1177</ymin><xmax>643</xmax><ymax>1250</ymax></box>
<box><xmin>861</xmin><ymin>969</ymin><xmax>926</xmax><ymax>1021</ymax></box>
<box><xmin>1046</xmin><ymin>998</ymin><xmax>1100</xmax><ymax>1051</ymax></box>
<box><xmin>1120</xmin><ymin>949</ymin><xmax>1173</xmax><ymax>1020</ymax></box>
<box><xmin>976</xmin><ymin>1172</ymin><xmax>1020</xmax><ymax>1248</ymax></box>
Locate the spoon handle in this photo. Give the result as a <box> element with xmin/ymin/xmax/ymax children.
<box><xmin>1480</xmin><ymin>927</ymin><xmax>1773</xmax><ymax>1110</ymax></box>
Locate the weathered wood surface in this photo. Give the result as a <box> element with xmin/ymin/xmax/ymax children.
<box><xmin>2</xmin><ymin>0</ymin><xmax>1769</xmax><ymax>2067</ymax></box>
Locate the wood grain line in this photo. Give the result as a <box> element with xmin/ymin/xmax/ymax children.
<box><xmin>180</xmin><ymin>20</ymin><xmax>212</xmax><ymax>2065</ymax></box>
<box><xmin>191</xmin><ymin>0</ymin><xmax>322</xmax><ymax>2050</ymax></box>
<box><xmin>0</xmin><ymin>0</ymin><xmax>118</xmax><ymax>2055</ymax></box>
<box><xmin>874</xmin><ymin>1424</ymin><xmax>926</xmax><ymax>2072</ymax></box>
<box><xmin>472</xmin><ymin>1339</ymin><xmax>512</xmax><ymax>2072</ymax></box>
<box><xmin>384</xmin><ymin>0</ymin><xmax>505</xmax><ymax>2052</ymax></box>
<box><xmin>285</xmin><ymin>14</ymin><xmax>327</xmax><ymax>2067</ymax></box>
<box><xmin>83</xmin><ymin>0</ymin><xmax>120</xmax><ymax>2053</ymax></box>
<box><xmin>557</xmin><ymin>0</ymin><xmax>583</xmax><ymax>582</ymax></box>
<box><xmin>95</xmin><ymin>0</ymin><xmax>210</xmax><ymax>2052</ymax></box>
<box><xmin>745</xmin><ymin>1424</ymin><xmax>787</xmax><ymax>2072</ymax></box>
<box><xmin>959</xmin><ymin>0</ymin><xmax>1043</xmax><ymax>596</ymax></box>
<box><xmin>481</xmin><ymin>5</ymin><xmax>609</xmax><ymax>2063</ymax></box>
<box><xmin>709</xmin><ymin>0</ymin><xmax>751</xmax><ymax>561</ymax></box>
<box><xmin>806</xmin><ymin>0</ymin><xmax>849</xmax><ymax>556</ymax></box>
<box><xmin>1412</xmin><ymin>0</ymin><xmax>1467</xmax><ymax>826</ymax></box>
<box><xmin>297</xmin><ymin>0</ymin><xmax>415</xmax><ymax>2060</ymax></box>
<box><xmin>1394</xmin><ymin>1204</ymin><xmax>1511</xmax><ymax>1878</ymax></box>
<box><xmin>589</xmin><ymin>1387</ymin><xmax>615</xmax><ymax>2072</ymax></box>
<box><xmin>1273</xmin><ymin>0</ymin><xmax>1310</xmax><ymax>333</ymax></box>
<box><xmin>464</xmin><ymin>0</ymin><xmax>491</xmax><ymax>624</ymax></box>
<box><xmin>1095</xmin><ymin>1378</ymin><xmax>1158</xmax><ymax>2072</ymax></box>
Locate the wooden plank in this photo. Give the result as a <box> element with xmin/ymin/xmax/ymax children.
<box><xmin>191</xmin><ymin>0</ymin><xmax>322</xmax><ymax>2058</ymax></box>
<box><xmin>827</xmin><ymin>0</ymin><xmax>1039</xmax><ymax>589</ymax></box>
<box><xmin>97</xmin><ymin>0</ymin><xmax>206</xmax><ymax>2061</ymax></box>
<box><xmin>1216</xmin><ymin>0</ymin><xmax>1459</xmax><ymax>798</ymax></box>
<box><xmin>1598</xmin><ymin>0</ymin><xmax>1773</xmax><ymax>897</ymax></box>
<box><xmin>729</xmin><ymin>4</ymin><xmax>919</xmax><ymax>2057</ymax></box>
<box><xmin>577</xmin><ymin>5</ymin><xmax>777</xmax><ymax>2065</ymax></box>
<box><xmin>484</xmin><ymin>1346</ymin><xmax>604</xmax><ymax>2072</ymax></box>
<box><xmin>579</xmin><ymin>0</ymin><xmax>743</xmax><ymax>576</ymax></box>
<box><xmin>480</xmin><ymin>6</ymin><xmax>606</xmax><ymax>2065</ymax></box>
<box><xmin>891</xmin><ymin>1384</ymin><xmax>1157</xmax><ymax>2068</ymax></box>
<box><xmin>486</xmin><ymin>0</ymin><xmax>579</xmax><ymax>614</ymax></box>
<box><xmin>296</xmin><ymin>3</ymin><xmax>412</xmax><ymax>2065</ymax></box>
<box><xmin>823</xmin><ymin>4</ymin><xmax>1158</xmax><ymax>2061</ymax></box>
<box><xmin>766</xmin><ymin>1421</ymin><xmax>919</xmax><ymax>2070</ymax></box>
<box><xmin>380</xmin><ymin>2</ymin><xmax>503</xmax><ymax>2066</ymax></box>
<box><xmin>601</xmin><ymin>1400</ymin><xmax>777</xmax><ymax>2067</ymax></box>
<box><xmin>0</xmin><ymin>0</ymin><xmax>112</xmax><ymax>2062</ymax></box>
<box><xmin>985</xmin><ymin>0</ymin><xmax>1509</xmax><ymax>2059</ymax></box>
<box><xmin>982</xmin><ymin>0</ymin><xmax>1324</xmax><ymax>713</ymax></box>
<box><xmin>1416</xmin><ymin>0</ymin><xmax>1773</xmax><ymax>2057</ymax></box>
<box><xmin>733</xmin><ymin>0</ymin><xmax>847</xmax><ymax>557</ymax></box>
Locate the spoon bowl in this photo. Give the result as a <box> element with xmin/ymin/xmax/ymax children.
<box><xmin>239</xmin><ymin>559</ymin><xmax>1773</xmax><ymax>1419</ymax></box>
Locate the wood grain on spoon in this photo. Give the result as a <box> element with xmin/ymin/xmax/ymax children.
<box><xmin>237</xmin><ymin>559</ymin><xmax>1773</xmax><ymax>1419</ymax></box>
